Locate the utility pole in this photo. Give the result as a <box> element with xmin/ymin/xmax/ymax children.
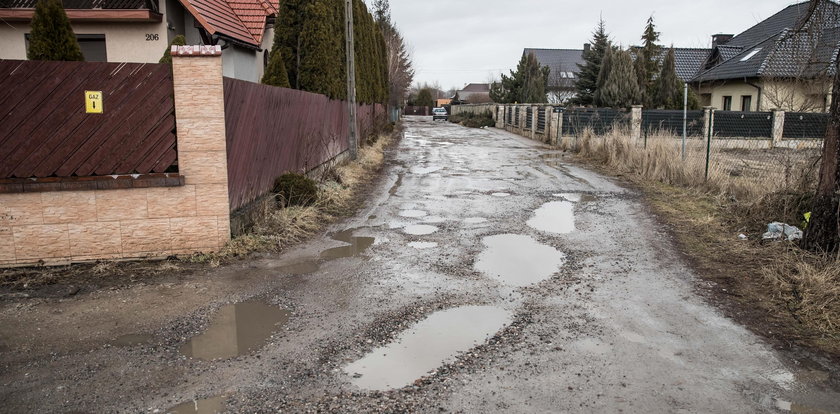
<box><xmin>345</xmin><ymin>0</ymin><xmax>358</xmax><ymax>160</ymax></box>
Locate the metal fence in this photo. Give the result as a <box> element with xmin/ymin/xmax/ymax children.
<box><xmin>537</xmin><ymin>107</ymin><xmax>547</xmax><ymax>133</ymax></box>
<box><xmin>525</xmin><ymin>107</ymin><xmax>533</xmax><ymax>130</ymax></box>
<box><xmin>562</xmin><ymin>108</ymin><xmax>631</xmax><ymax>137</ymax></box>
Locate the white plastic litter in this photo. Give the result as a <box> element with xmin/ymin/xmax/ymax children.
<box><xmin>762</xmin><ymin>222</ymin><xmax>803</xmax><ymax>241</ymax></box>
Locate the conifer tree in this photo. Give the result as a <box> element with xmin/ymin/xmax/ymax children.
<box><xmin>298</xmin><ymin>0</ymin><xmax>345</xmax><ymax>99</ymax></box>
<box><xmin>27</xmin><ymin>0</ymin><xmax>83</xmax><ymax>61</ymax></box>
<box><xmin>593</xmin><ymin>46</ymin><xmax>613</xmax><ymax>106</ymax></box>
<box><xmin>638</xmin><ymin>16</ymin><xmax>662</xmax><ymax>106</ymax></box>
<box><xmin>491</xmin><ymin>52</ymin><xmax>548</xmax><ymax>103</ymax></box>
<box><xmin>262</xmin><ymin>48</ymin><xmax>292</xmax><ymax>87</ymax></box>
<box><xmin>416</xmin><ymin>88</ymin><xmax>434</xmax><ymax>108</ymax></box>
<box><xmin>159</xmin><ymin>35</ymin><xmax>186</xmax><ymax>64</ymax></box>
<box><xmin>653</xmin><ymin>48</ymin><xmax>682</xmax><ymax>109</ymax></box>
<box><xmin>572</xmin><ymin>18</ymin><xmax>610</xmax><ymax>106</ymax></box>
<box><xmin>273</xmin><ymin>0</ymin><xmax>306</xmax><ymax>89</ymax></box>
<box><xmin>597</xmin><ymin>49</ymin><xmax>641</xmax><ymax>108</ymax></box>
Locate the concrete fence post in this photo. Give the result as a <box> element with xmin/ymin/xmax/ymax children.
<box><xmin>519</xmin><ymin>105</ymin><xmax>527</xmax><ymax>135</ymax></box>
<box><xmin>496</xmin><ymin>105</ymin><xmax>504</xmax><ymax>128</ymax></box>
<box><xmin>771</xmin><ymin>109</ymin><xmax>785</xmax><ymax>149</ymax></box>
<box><xmin>530</xmin><ymin>105</ymin><xmax>538</xmax><ymax>140</ymax></box>
<box><xmin>552</xmin><ymin>109</ymin><xmax>562</xmax><ymax>147</ymax></box>
<box><xmin>631</xmin><ymin>105</ymin><xmax>643</xmax><ymax>144</ymax></box>
<box><xmin>702</xmin><ymin>106</ymin><xmax>713</xmax><ymax>140</ymax></box>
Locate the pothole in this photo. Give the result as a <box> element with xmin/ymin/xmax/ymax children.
<box><xmin>474</xmin><ymin>234</ymin><xmax>566</xmax><ymax>287</ymax></box>
<box><xmin>399</xmin><ymin>209</ymin><xmax>428</xmax><ymax>218</ymax></box>
<box><xmin>167</xmin><ymin>394</ymin><xmax>228</xmax><ymax>414</ymax></box>
<box><xmin>343</xmin><ymin>305</ymin><xmax>513</xmax><ymax>391</ymax></box>
<box><xmin>403</xmin><ymin>225</ymin><xmax>439</xmax><ymax>235</ymax></box>
<box><xmin>180</xmin><ymin>300</ymin><xmax>290</xmax><ymax>360</ymax></box>
<box><xmin>408</xmin><ymin>242</ymin><xmax>438</xmax><ymax>249</ymax></box>
<box><xmin>276</xmin><ymin>261</ymin><xmax>320</xmax><ymax>275</ymax></box>
<box><xmin>320</xmin><ymin>229</ymin><xmax>375</xmax><ymax>260</ymax></box>
<box><xmin>527</xmin><ymin>201</ymin><xmax>575</xmax><ymax>234</ymax></box>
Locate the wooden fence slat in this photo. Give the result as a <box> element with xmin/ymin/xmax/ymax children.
<box><xmin>0</xmin><ymin>60</ymin><xmax>177</xmax><ymax>179</ymax></box>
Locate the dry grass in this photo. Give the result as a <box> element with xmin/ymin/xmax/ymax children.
<box><xmin>198</xmin><ymin>132</ymin><xmax>395</xmax><ymax>261</ymax></box>
<box><xmin>561</xmin><ymin>126</ymin><xmax>839</xmax><ymax>356</ymax></box>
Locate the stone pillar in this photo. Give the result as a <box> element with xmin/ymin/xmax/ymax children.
<box><xmin>551</xmin><ymin>109</ymin><xmax>562</xmax><ymax>146</ymax></box>
<box><xmin>631</xmin><ymin>105</ymin><xmax>643</xmax><ymax>144</ymax></box>
<box><xmin>771</xmin><ymin>109</ymin><xmax>785</xmax><ymax>149</ymax></box>
<box><xmin>518</xmin><ymin>105</ymin><xmax>527</xmax><ymax>136</ymax></box>
<box><xmin>702</xmin><ymin>106</ymin><xmax>713</xmax><ymax>139</ymax></box>
<box><xmin>496</xmin><ymin>105</ymin><xmax>505</xmax><ymax>129</ymax></box>
<box><xmin>530</xmin><ymin>105</ymin><xmax>538</xmax><ymax>140</ymax></box>
<box><xmin>172</xmin><ymin>45</ymin><xmax>232</xmax><ymax>248</ymax></box>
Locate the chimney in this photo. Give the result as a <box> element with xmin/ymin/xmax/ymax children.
<box><xmin>712</xmin><ymin>34</ymin><xmax>733</xmax><ymax>47</ymax></box>
<box><xmin>584</xmin><ymin>43</ymin><xmax>591</xmax><ymax>53</ymax></box>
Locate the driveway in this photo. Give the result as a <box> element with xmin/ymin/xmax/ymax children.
<box><xmin>0</xmin><ymin>116</ymin><xmax>837</xmax><ymax>413</ymax></box>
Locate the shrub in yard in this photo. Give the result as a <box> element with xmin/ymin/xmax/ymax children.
<box><xmin>450</xmin><ymin>111</ymin><xmax>494</xmax><ymax>128</ymax></box>
<box><xmin>28</xmin><ymin>0</ymin><xmax>83</xmax><ymax>61</ymax></box>
<box><xmin>273</xmin><ymin>173</ymin><xmax>318</xmax><ymax>207</ymax></box>
<box><xmin>159</xmin><ymin>35</ymin><xmax>187</xmax><ymax>64</ymax></box>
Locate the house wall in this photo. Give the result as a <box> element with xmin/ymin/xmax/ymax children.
<box><xmin>699</xmin><ymin>79</ymin><xmax>832</xmax><ymax>113</ymax></box>
<box><xmin>0</xmin><ymin>49</ymin><xmax>231</xmax><ymax>266</ymax></box>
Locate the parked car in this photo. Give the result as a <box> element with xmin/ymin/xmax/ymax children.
<box><xmin>432</xmin><ymin>107</ymin><xmax>448</xmax><ymax>121</ymax></box>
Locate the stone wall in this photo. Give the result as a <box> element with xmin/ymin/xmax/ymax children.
<box><xmin>0</xmin><ymin>46</ymin><xmax>231</xmax><ymax>266</ymax></box>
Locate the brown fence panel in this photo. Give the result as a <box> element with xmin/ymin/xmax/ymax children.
<box><xmin>224</xmin><ymin>77</ymin><xmax>387</xmax><ymax>212</ymax></box>
<box><xmin>0</xmin><ymin>60</ymin><xmax>177</xmax><ymax>179</ymax></box>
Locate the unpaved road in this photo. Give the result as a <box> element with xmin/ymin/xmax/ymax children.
<box><xmin>1</xmin><ymin>117</ymin><xmax>838</xmax><ymax>413</ymax></box>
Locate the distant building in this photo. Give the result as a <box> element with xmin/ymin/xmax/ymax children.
<box><xmin>523</xmin><ymin>47</ymin><xmax>585</xmax><ymax>104</ymax></box>
<box><xmin>456</xmin><ymin>83</ymin><xmax>492</xmax><ymax>104</ymax></box>
<box><xmin>692</xmin><ymin>1</ymin><xmax>840</xmax><ymax>112</ymax></box>
<box><xmin>436</xmin><ymin>98</ymin><xmax>452</xmax><ymax>107</ymax></box>
<box><xmin>0</xmin><ymin>0</ymin><xmax>277</xmax><ymax>83</ymax></box>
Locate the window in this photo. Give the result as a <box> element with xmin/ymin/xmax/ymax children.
<box><xmin>741</xmin><ymin>95</ymin><xmax>752</xmax><ymax>112</ymax></box>
<box><xmin>723</xmin><ymin>96</ymin><xmax>732</xmax><ymax>111</ymax></box>
<box><xmin>740</xmin><ymin>48</ymin><xmax>762</xmax><ymax>62</ymax></box>
<box><xmin>25</xmin><ymin>33</ymin><xmax>106</xmax><ymax>61</ymax></box>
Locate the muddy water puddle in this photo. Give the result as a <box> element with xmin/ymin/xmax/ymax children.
<box><xmin>320</xmin><ymin>229</ymin><xmax>375</xmax><ymax>260</ymax></box>
<box><xmin>167</xmin><ymin>395</ymin><xmax>227</xmax><ymax>414</ymax></box>
<box><xmin>403</xmin><ymin>224</ymin><xmax>439</xmax><ymax>235</ymax></box>
<box><xmin>527</xmin><ymin>201</ymin><xmax>575</xmax><ymax>234</ymax></box>
<box><xmin>344</xmin><ymin>305</ymin><xmax>513</xmax><ymax>391</ymax></box>
<box><xmin>112</xmin><ymin>333</ymin><xmax>154</xmax><ymax>347</ymax></box>
<box><xmin>180</xmin><ymin>300</ymin><xmax>290</xmax><ymax>360</ymax></box>
<box><xmin>474</xmin><ymin>234</ymin><xmax>566</xmax><ymax>287</ymax></box>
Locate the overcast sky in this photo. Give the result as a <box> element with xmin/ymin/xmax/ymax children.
<box><xmin>388</xmin><ymin>0</ymin><xmax>800</xmax><ymax>90</ymax></box>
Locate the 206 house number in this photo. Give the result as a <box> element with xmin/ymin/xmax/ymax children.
<box><xmin>145</xmin><ymin>34</ymin><xmax>159</xmax><ymax>41</ymax></box>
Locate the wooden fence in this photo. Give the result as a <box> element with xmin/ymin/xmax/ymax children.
<box><xmin>223</xmin><ymin>77</ymin><xmax>386</xmax><ymax>212</ymax></box>
<box><xmin>0</xmin><ymin>60</ymin><xmax>177</xmax><ymax>180</ymax></box>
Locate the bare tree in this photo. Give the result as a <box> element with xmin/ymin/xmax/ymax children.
<box><xmin>374</xmin><ymin>0</ymin><xmax>415</xmax><ymax>108</ymax></box>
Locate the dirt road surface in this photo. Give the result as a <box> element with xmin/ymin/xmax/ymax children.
<box><xmin>1</xmin><ymin>117</ymin><xmax>838</xmax><ymax>413</ymax></box>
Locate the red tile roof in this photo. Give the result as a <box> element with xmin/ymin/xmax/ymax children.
<box><xmin>177</xmin><ymin>0</ymin><xmax>277</xmax><ymax>47</ymax></box>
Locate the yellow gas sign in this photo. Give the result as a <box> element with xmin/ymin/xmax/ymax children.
<box><xmin>85</xmin><ymin>91</ymin><xmax>103</xmax><ymax>114</ymax></box>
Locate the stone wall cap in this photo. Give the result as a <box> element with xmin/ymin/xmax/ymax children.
<box><xmin>171</xmin><ymin>45</ymin><xmax>222</xmax><ymax>57</ymax></box>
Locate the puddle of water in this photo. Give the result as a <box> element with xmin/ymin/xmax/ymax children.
<box><xmin>463</xmin><ymin>217</ymin><xmax>488</xmax><ymax>224</ymax></box>
<box><xmin>389</xmin><ymin>173</ymin><xmax>404</xmax><ymax>196</ymax></box>
<box><xmin>344</xmin><ymin>305</ymin><xmax>513</xmax><ymax>391</ymax></box>
<box><xmin>408</xmin><ymin>242</ymin><xmax>438</xmax><ymax>249</ymax></box>
<box><xmin>321</xmin><ymin>229</ymin><xmax>375</xmax><ymax>260</ymax></box>
<box><xmin>180</xmin><ymin>300</ymin><xmax>290</xmax><ymax>360</ymax></box>
<box><xmin>167</xmin><ymin>395</ymin><xmax>227</xmax><ymax>414</ymax></box>
<box><xmin>399</xmin><ymin>209</ymin><xmax>428</xmax><ymax>218</ymax></box>
<box><xmin>411</xmin><ymin>165</ymin><xmax>442</xmax><ymax>175</ymax></box>
<box><xmin>491</xmin><ymin>192</ymin><xmax>511</xmax><ymax>197</ymax></box>
<box><xmin>276</xmin><ymin>261</ymin><xmax>320</xmax><ymax>275</ymax></box>
<box><xmin>403</xmin><ymin>225</ymin><xmax>439</xmax><ymax>235</ymax></box>
<box><xmin>527</xmin><ymin>201</ymin><xmax>575</xmax><ymax>234</ymax></box>
<box><xmin>474</xmin><ymin>234</ymin><xmax>566</xmax><ymax>287</ymax></box>
<box><xmin>112</xmin><ymin>333</ymin><xmax>153</xmax><ymax>347</ymax></box>
<box><xmin>775</xmin><ymin>399</ymin><xmax>835</xmax><ymax>414</ymax></box>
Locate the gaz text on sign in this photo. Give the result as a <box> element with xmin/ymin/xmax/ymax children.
<box><xmin>85</xmin><ymin>91</ymin><xmax>103</xmax><ymax>114</ymax></box>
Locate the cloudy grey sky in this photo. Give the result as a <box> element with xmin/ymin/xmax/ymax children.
<box><xmin>389</xmin><ymin>0</ymin><xmax>800</xmax><ymax>90</ymax></box>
